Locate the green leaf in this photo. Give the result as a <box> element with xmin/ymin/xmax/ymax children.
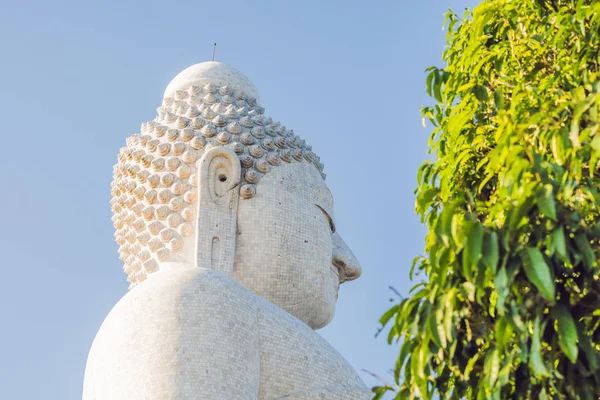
<box><xmin>494</xmin><ymin>316</ymin><xmax>514</xmax><ymax>350</ymax></box>
<box><xmin>574</xmin><ymin>234</ymin><xmax>595</xmax><ymax>270</ymax></box>
<box><xmin>379</xmin><ymin>304</ymin><xmax>399</xmax><ymax>327</ymax></box>
<box><xmin>508</xmin><ymin>301</ymin><xmax>526</xmax><ymax>333</ymax></box>
<box><xmin>529</xmin><ymin>314</ymin><xmax>549</xmax><ymax>377</ymax></box>
<box><xmin>428</xmin><ymin>306</ymin><xmax>444</xmax><ymax>348</ymax></box>
<box><xmin>467</xmin><ymin>222</ymin><xmax>484</xmax><ymax>265</ymax></box>
<box><xmin>387</xmin><ymin>323</ymin><xmax>398</xmax><ymax>345</ymax></box>
<box><xmin>447</xmin><ymin>105</ymin><xmax>474</xmax><ymax>136</ymax></box>
<box><xmin>482</xmin><ymin>231</ymin><xmax>499</xmax><ymax>273</ymax></box>
<box><xmin>591</xmin><ymin>135</ymin><xmax>600</xmax><ymax>153</ymax></box>
<box><xmin>371</xmin><ymin>386</ymin><xmax>392</xmax><ymax>400</ymax></box>
<box><xmin>464</xmin><ymin>352</ymin><xmax>481</xmax><ymax>380</ymax></box>
<box><xmin>443</xmin><ymin>290</ymin><xmax>455</xmax><ymax>343</ymax></box>
<box><xmin>493</xmin><ymin>90</ymin><xmax>504</xmax><ymax>110</ymax></box>
<box><xmin>576</xmin><ymin>323</ymin><xmax>599</xmax><ymax>371</ymax></box>
<box><xmin>494</xmin><ymin>267</ymin><xmax>509</xmax><ymax>313</ymax></box>
<box><xmin>552</xmin><ymin>228</ymin><xmax>568</xmax><ymax>262</ymax></box>
<box><xmin>409</xmin><ymin>256</ymin><xmax>423</xmax><ymax>280</ymax></box>
<box><xmin>497</xmin><ymin>358</ymin><xmax>512</xmax><ymax>388</ymax></box>
<box><xmin>398</xmin><ymin>337</ymin><xmax>415</xmax><ymax>374</ymax></box>
<box><xmin>411</xmin><ymin>344</ymin><xmax>429</xmax><ymax>398</ymax></box>
<box><xmin>461</xmin><ymin>281</ymin><xmax>475</xmax><ymax>303</ymax></box>
<box><xmin>520</xmin><ymin>248</ymin><xmax>555</xmax><ymax>303</ymax></box>
<box><xmin>461</xmin><ymin>248</ymin><xmax>473</xmax><ymax>282</ymax></box>
<box><xmin>436</xmin><ymin>308</ymin><xmax>447</xmax><ymax>348</ymax></box>
<box><xmin>508</xmin><ymin>196</ymin><xmax>535</xmax><ymax>232</ymax></box>
<box><xmin>536</xmin><ymin>184</ymin><xmax>557</xmax><ymax>221</ymax></box>
<box><xmin>433</xmin><ymin>69</ymin><xmax>443</xmax><ymax>103</ymax></box>
<box><xmin>552</xmin><ymin>305</ymin><xmax>579</xmax><ymax>364</ymax></box>
<box><xmin>416</xmin><ymin>187</ymin><xmax>438</xmax><ymax>214</ymax></box>
<box><xmin>551</xmin><ymin>133</ymin><xmax>566</xmax><ymax>166</ymax></box>
<box><xmin>426</xmin><ymin>69</ymin><xmax>435</xmax><ymax>98</ymax></box>
<box><xmin>436</xmin><ymin>204</ymin><xmax>457</xmax><ymax>247</ymax></box>
<box><xmin>485</xmin><ymin>347</ymin><xmax>500</xmax><ymax>387</ymax></box>
<box><xmin>473</xmin><ymin>85</ymin><xmax>489</xmax><ymax>102</ymax></box>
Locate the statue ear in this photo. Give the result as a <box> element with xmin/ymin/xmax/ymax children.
<box><xmin>195</xmin><ymin>147</ymin><xmax>241</xmax><ymax>274</ymax></box>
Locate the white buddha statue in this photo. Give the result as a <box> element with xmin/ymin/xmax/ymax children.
<box><xmin>83</xmin><ymin>62</ymin><xmax>371</xmax><ymax>400</ymax></box>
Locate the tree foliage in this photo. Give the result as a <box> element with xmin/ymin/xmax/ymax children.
<box><xmin>377</xmin><ymin>1</ymin><xmax>600</xmax><ymax>398</ymax></box>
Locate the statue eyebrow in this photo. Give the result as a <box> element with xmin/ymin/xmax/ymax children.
<box><xmin>315</xmin><ymin>204</ymin><xmax>336</xmax><ymax>233</ymax></box>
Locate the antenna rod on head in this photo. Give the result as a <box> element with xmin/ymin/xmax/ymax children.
<box><xmin>212</xmin><ymin>43</ymin><xmax>217</xmax><ymax>61</ymax></box>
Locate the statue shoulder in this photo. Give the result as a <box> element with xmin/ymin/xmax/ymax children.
<box><xmin>276</xmin><ymin>387</ymin><xmax>372</xmax><ymax>399</ymax></box>
<box><xmin>112</xmin><ymin>266</ymin><xmax>260</xmax><ymax>316</ymax></box>
<box><xmin>84</xmin><ymin>267</ymin><xmax>262</xmax><ymax>399</ymax></box>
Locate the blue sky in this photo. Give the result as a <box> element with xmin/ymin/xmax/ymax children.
<box><xmin>0</xmin><ymin>0</ymin><xmax>477</xmax><ymax>398</ymax></box>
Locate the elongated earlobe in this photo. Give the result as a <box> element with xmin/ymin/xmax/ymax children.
<box><xmin>195</xmin><ymin>147</ymin><xmax>241</xmax><ymax>274</ymax></box>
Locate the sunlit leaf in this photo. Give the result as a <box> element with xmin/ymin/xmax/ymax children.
<box><xmin>529</xmin><ymin>314</ymin><xmax>549</xmax><ymax>377</ymax></box>
<box><xmin>536</xmin><ymin>184</ymin><xmax>557</xmax><ymax>221</ymax></box>
<box><xmin>520</xmin><ymin>248</ymin><xmax>555</xmax><ymax>303</ymax></box>
<box><xmin>552</xmin><ymin>305</ymin><xmax>579</xmax><ymax>364</ymax></box>
<box><xmin>467</xmin><ymin>222</ymin><xmax>484</xmax><ymax>266</ymax></box>
<box><xmin>379</xmin><ymin>304</ymin><xmax>399</xmax><ymax>327</ymax></box>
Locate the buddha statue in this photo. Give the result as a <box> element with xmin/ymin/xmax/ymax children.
<box><xmin>83</xmin><ymin>61</ymin><xmax>371</xmax><ymax>399</ymax></box>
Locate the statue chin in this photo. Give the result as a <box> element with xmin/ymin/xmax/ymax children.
<box><xmin>237</xmin><ymin>267</ymin><xmax>337</xmax><ymax>330</ymax></box>
<box><xmin>308</xmin><ymin>300</ymin><xmax>336</xmax><ymax>330</ymax></box>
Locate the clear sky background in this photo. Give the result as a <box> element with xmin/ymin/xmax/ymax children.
<box><xmin>1</xmin><ymin>1</ymin><xmax>477</xmax><ymax>398</ymax></box>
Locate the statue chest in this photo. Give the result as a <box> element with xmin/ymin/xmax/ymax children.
<box><xmin>256</xmin><ymin>304</ymin><xmax>370</xmax><ymax>400</ymax></box>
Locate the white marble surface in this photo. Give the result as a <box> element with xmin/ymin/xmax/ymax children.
<box><xmin>164</xmin><ymin>62</ymin><xmax>261</xmax><ymax>104</ymax></box>
<box><xmin>83</xmin><ymin>268</ymin><xmax>370</xmax><ymax>399</ymax></box>
<box><xmin>84</xmin><ymin>62</ymin><xmax>369</xmax><ymax>399</ymax></box>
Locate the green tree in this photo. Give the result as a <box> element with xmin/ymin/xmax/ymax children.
<box><xmin>377</xmin><ymin>1</ymin><xmax>600</xmax><ymax>399</ymax></box>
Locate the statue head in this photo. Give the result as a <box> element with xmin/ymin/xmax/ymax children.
<box><xmin>111</xmin><ymin>62</ymin><xmax>361</xmax><ymax>329</ymax></box>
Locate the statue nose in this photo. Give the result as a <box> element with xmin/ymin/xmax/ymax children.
<box><xmin>332</xmin><ymin>233</ymin><xmax>362</xmax><ymax>283</ymax></box>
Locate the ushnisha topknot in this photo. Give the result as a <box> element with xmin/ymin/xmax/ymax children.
<box><xmin>111</xmin><ymin>77</ymin><xmax>325</xmax><ymax>289</ymax></box>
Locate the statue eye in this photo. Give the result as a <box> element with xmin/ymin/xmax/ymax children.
<box><xmin>316</xmin><ymin>205</ymin><xmax>336</xmax><ymax>234</ymax></box>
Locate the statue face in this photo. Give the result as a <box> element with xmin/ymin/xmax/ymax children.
<box><xmin>234</xmin><ymin>162</ymin><xmax>361</xmax><ymax>329</ymax></box>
